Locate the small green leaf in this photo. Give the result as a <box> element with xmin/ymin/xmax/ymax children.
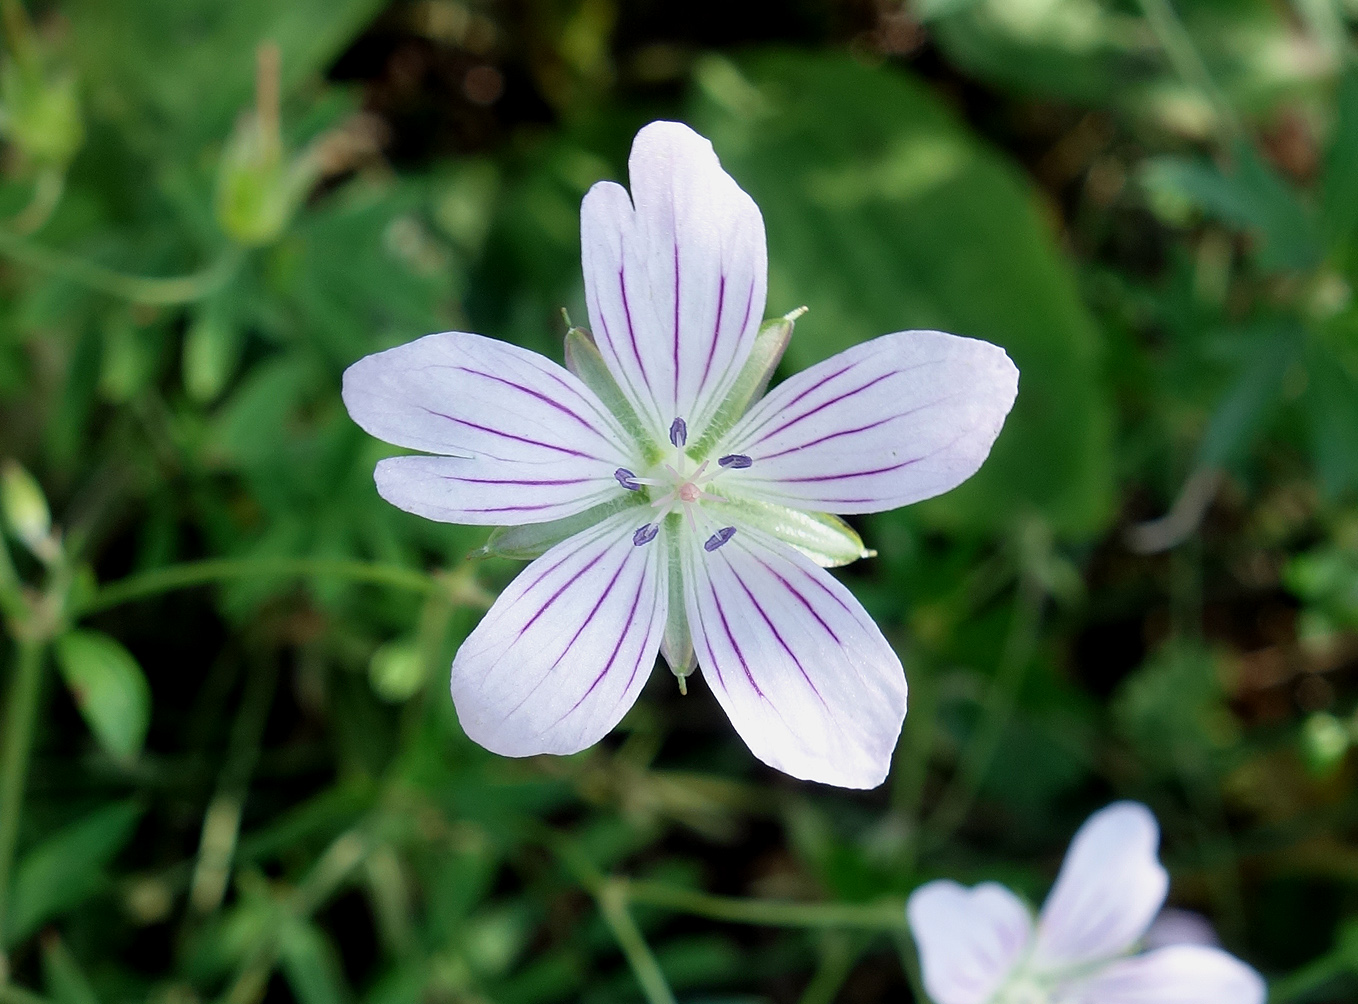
<box><xmin>368</xmin><ymin>639</ymin><xmax>424</xmax><ymax>703</ymax></box>
<box><xmin>687</xmin><ymin>309</ymin><xmax>799</xmax><ymax>460</ymax></box>
<box><xmin>564</xmin><ymin>326</ymin><xmax>656</xmax><ymax>457</ymax></box>
<box><xmin>55</xmin><ymin>630</ymin><xmax>151</xmax><ymax>761</ymax></box>
<box><xmin>1194</xmin><ymin>325</ymin><xmax>1298</xmax><ymax>469</ymax></box>
<box><xmin>279</xmin><ymin>917</ymin><xmax>353</xmax><ymax>1004</ymax></box>
<box><xmin>6</xmin><ymin>801</ymin><xmax>143</xmax><ymax>946</ymax></box>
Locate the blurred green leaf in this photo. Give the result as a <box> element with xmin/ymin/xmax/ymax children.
<box><xmin>279</xmin><ymin>918</ymin><xmax>354</xmax><ymax>1004</ymax></box>
<box><xmin>691</xmin><ymin>51</ymin><xmax>1113</xmax><ymax>537</ymax></box>
<box><xmin>1193</xmin><ymin>323</ymin><xmax>1298</xmax><ymax>469</ymax></box>
<box><xmin>1142</xmin><ymin>144</ymin><xmax>1320</xmax><ymax>272</ymax></box>
<box><xmin>54</xmin><ymin>629</ymin><xmax>152</xmax><ymax>761</ymax></box>
<box><xmin>42</xmin><ymin>933</ymin><xmax>103</xmax><ymax>1004</ymax></box>
<box><xmin>6</xmin><ymin>801</ymin><xmax>143</xmax><ymax>946</ymax></box>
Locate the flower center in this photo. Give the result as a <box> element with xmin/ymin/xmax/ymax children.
<box><xmin>614</xmin><ymin>417</ymin><xmax>752</xmax><ymax>552</ymax></box>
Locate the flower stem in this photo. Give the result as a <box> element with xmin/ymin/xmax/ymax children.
<box><xmin>597</xmin><ymin>881</ymin><xmax>678</xmax><ymax>1004</ymax></box>
<box><xmin>0</xmin><ymin>231</ymin><xmax>241</xmax><ymax>306</ymax></box>
<box><xmin>1136</xmin><ymin>0</ymin><xmax>1243</xmax><ymax>142</ymax></box>
<box><xmin>81</xmin><ymin>557</ymin><xmax>455</xmax><ymax>615</ymax></box>
<box><xmin>620</xmin><ymin>879</ymin><xmax>907</xmax><ymax>930</ymax></box>
<box><xmin>0</xmin><ymin>639</ymin><xmax>45</xmax><ymax>965</ymax></box>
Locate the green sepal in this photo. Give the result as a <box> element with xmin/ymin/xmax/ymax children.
<box><xmin>564</xmin><ymin>326</ymin><xmax>660</xmax><ymax>461</ymax></box>
<box><xmin>660</xmin><ymin>516</ymin><xmax>696</xmax><ymax>686</ymax></box>
<box><xmin>475</xmin><ymin>495</ymin><xmax>647</xmax><ymax>561</ymax></box>
<box><xmin>708</xmin><ymin>493</ymin><xmax>873</xmax><ymax>568</ymax></box>
<box><xmin>688</xmin><ymin>307</ymin><xmax>803</xmax><ymax>459</ymax></box>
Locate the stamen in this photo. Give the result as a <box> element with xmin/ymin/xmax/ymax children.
<box><xmin>669</xmin><ymin>417</ymin><xmax>687</xmax><ymax>447</ymax></box>
<box><xmin>633</xmin><ymin>524</ymin><xmax>659</xmax><ymax>546</ymax></box>
<box><xmin>614</xmin><ymin>468</ymin><xmax>641</xmax><ymax>491</ymax></box>
<box><xmin>704</xmin><ymin>526</ymin><xmax>736</xmax><ymax>552</ymax></box>
<box><xmin>718</xmin><ymin>454</ymin><xmax>752</xmax><ymax>469</ymax></box>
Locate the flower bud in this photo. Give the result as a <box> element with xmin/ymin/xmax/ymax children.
<box><xmin>1</xmin><ymin>459</ymin><xmax>55</xmax><ymax>561</ymax></box>
<box><xmin>1301</xmin><ymin>712</ymin><xmax>1351</xmax><ymax>777</ymax></box>
<box><xmin>213</xmin><ymin>44</ymin><xmax>319</xmax><ymax>247</ymax></box>
<box><xmin>0</xmin><ymin>61</ymin><xmax>83</xmax><ymax>167</ymax></box>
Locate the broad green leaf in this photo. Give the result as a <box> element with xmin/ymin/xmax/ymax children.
<box><xmin>1324</xmin><ymin>66</ymin><xmax>1358</xmax><ymax>268</ymax></box>
<box><xmin>1305</xmin><ymin>337</ymin><xmax>1358</xmax><ymax>498</ymax></box>
<box><xmin>690</xmin><ymin>52</ymin><xmax>1113</xmax><ymax>537</ymax></box>
<box><xmin>6</xmin><ymin>801</ymin><xmax>143</xmax><ymax>946</ymax></box>
<box><xmin>54</xmin><ymin>630</ymin><xmax>152</xmax><ymax>761</ymax></box>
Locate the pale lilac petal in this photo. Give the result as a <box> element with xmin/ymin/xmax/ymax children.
<box><xmin>450</xmin><ymin>510</ymin><xmax>667</xmax><ymax>756</ymax></box>
<box><xmin>343</xmin><ymin>332</ymin><xmax>635</xmax><ymax>524</ymax></box>
<box><xmin>1034</xmin><ymin>802</ymin><xmax>1170</xmax><ymax>970</ymax></box>
<box><xmin>680</xmin><ymin>524</ymin><xmax>906</xmax><ymax>788</ymax></box>
<box><xmin>373</xmin><ymin>456</ymin><xmax>627</xmax><ymax>526</ymax></box>
<box><xmin>1144</xmin><ymin>908</ymin><xmax>1220</xmax><ymax>950</ymax></box>
<box><xmin>907</xmin><ymin>880</ymin><xmax>1033</xmax><ymax>1004</ymax></box>
<box><xmin>581</xmin><ymin>121</ymin><xmax>767</xmax><ymax>443</ymax></box>
<box><xmin>716</xmin><ymin>330</ymin><xmax>1018</xmax><ymax>515</ymax></box>
<box><xmin>1064</xmin><ymin>946</ymin><xmax>1266</xmax><ymax>1004</ymax></box>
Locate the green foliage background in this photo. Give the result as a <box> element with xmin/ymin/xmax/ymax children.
<box><xmin>1</xmin><ymin>0</ymin><xmax>1357</xmax><ymax>1001</ymax></box>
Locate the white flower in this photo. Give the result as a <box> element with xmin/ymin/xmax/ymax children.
<box><xmin>907</xmin><ymin>802</ymin><xmax>1266</xmax><ymax>1004</ymax></box>
<box><xmin>342</xmin><ymin>121</ymin><xmax>1018</xmax><ymax>788</ymax></box>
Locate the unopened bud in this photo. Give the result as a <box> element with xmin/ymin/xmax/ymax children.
<box><xmin>0</xmin><ymin>62</ymin><xmax>83</xmax><ymax>167</ymax></box>
<box><xmin>1302</xmin><ymin>712</ymin><xmax>1351</xmax><ymax>776</ymax></box>
<box><xmin>1</xmin><ymin>460</ymin><xmax>55</xmax><ymax>561</ymax></box>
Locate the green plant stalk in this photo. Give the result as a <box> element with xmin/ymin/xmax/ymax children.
<box><xmin>1136</xmin><ymin>0</ymin><xmax>1243</xmax><ymax>142</ymax></box>
<box><xmin>598</xmin><ymin>881</ymin><xmax>678</xmax><ymax>1004</ymax></box>
<box><xmin>0</xmin><ymin>0</ymin><xmax>36</xmax><ymax>74</ymax></box>
<box><xmin>0</xmin><ymin>231</ymin><xmax>240</xmax><ymax>306</ymax></box>
<box><xmin>621</xmin><ymin>879</ymin><xmax>908</xmax><ymax>930</ymax></box>
<box><xmin>83</xmin><ymin>557</ymin><xmax>444</xmax><ymax>615</ymax></box>
<box><xmin>0</xmin><ymin>982</ymin><xmax>49</xmax><ymax>1004</ymax></box>
<box><xmin>0</xmin><ymin>640</ymin><xmax>44</xmax><ymax>959</ymax></box>
<box><xmin>1268</xmin><ymin>946</ymin><xmax>1353</xmax><ymax>1003</ymax></box>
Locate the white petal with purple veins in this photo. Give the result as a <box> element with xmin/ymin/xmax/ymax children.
<box><xmin>343</xmin><ymin>332</ymin><xmax>635</xmax><ymax>521</ymax></box>
<box><xmin>581</xmin><ymin>120</ymin><xmax>767</xmax><ymax>444</ymax></box>
<box><xmin>373</xmin><ymin>455</ymin><xmax>625</xmax><ymax>526</ymax></box>
<box><xmin>680</xmin><ymin>524</ymin><xmax>906</xmax><ymax>788</ymax></box>
<box><xmin>1034</xmin><ymin>802</ymin><xmax>1169</xmax><ymax>970</ymax></box>
<box><xmin>450</xmin><ymin>510</ymin><xmax>667</xmax><ymax>756</ymax></box>
<box><xmin>906</xmin><ymin>880</ymin><xmax>1033</xmax><ymax>1004</ymax></box>
<box><xmin>1063</xmin><ymin>945</ymin><xmax>1266</xmax><ymax>1004</ymax></box>
<box><xmin>717</xmin><ymin>330</ymin><xmax>1018</xmax><ymax>515</ymax></box>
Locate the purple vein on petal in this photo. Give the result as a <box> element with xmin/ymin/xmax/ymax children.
<box><xmin>418</xmin><ymin>407</ymin><xmax>602</xmax><ymax>460</ymax></box>
<box><xmin>697</xmin><ymin>273</ymin><xmax>726</xmax><ymax>394</ymax></box>
<box><xmin>673</xmin><ymin>239</ymin><xmax>681</xmax><ymax>411</ymax></box>
<box><xmin>720</xmin><ymin>550</ymin><xmax>827</xmax><ymax>707</ymax></box>
<box><xmin>769</xmin><ymin>456</ymin><xmax>924</xmax><ymax>484</ymax></box>
<box><xmin>619</xmin><ymin>261</ymin><xmax>654</xmax><ymax>398</ymax></box>
<box><xmin>733</xmin><ymin>359</ymin><xmax>861</xmax><ymax>444</ymax></box>
<box><xmin>556</xmin><ymin>560</ymin><xmax>649</xmax><ymax>724</ymax></box>
<box><xmin>519</xmin><ymin>547</ymin><xmax>610</xmax><ymax>635</ymax></box>
<box><xmin>449</xmin><ymin>366</ymin><xmax>606</xmax><ymax>436</ymax></box>
<box><xmin>749</xmin><ymin>552</ymin><xmax>845</xmax><ymax>641</ymax></box>
<box><xmin>706</xmin><ymin>572</ymin><xmax>764</xmax><ymax>700</ymax></box>
<box><xmin>438</xmin><ymin>475</ymin><xmax>594</xmax><ymax>486</ymax></box>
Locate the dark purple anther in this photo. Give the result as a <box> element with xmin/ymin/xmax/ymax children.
<box><xmin>703</xmin><ymin>526</ymin><xmax>736</xmax><ymax>552</ymax></box>
<box><xmin>669</xmin><ymin>417</ymin><xmax>687</xmax><ymax>447</ymax></box>
<box><xmin>633</xmin><ymin>523</ymin><xmax>659</xmax><ymax>546</ymax></box>
<box><xmin>718</xmin><ymin>454</ymin><xmax>752</xmax><ymax>469</ymax></box>
<box><xmin>614</xmin><ymin>467</ymin><xmax>641</xmax><ymax>491</ymax></box>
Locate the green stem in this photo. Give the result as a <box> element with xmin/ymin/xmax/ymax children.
<box><xmin>0</xmin><ymin>640</ymin><xmax>44</xmax><ymax>959</ymax></box>
<box><xmin>82</xmin><ymin>557</ymin><xmax>443</xmax><ymax>615</ymax></box>
<box><xmin>621</xmin><ymin>879</ymin><xmax>907</xmax><ymax>931</ymax></box>
<box><xmin>921</xmin><ymin>566</ymin><xmax>1045</xmax><ymax>851</ymax></box>
<box><xmin>598</xmin><ymin>881</ymin><xmax>677</xmax><ymax>1004</ymax></box>
<box><xmin>0</xmin><ymin>231</ymin><xmax>240</xmax><ymax>306</ymax></box>
<box><xmin>0</xmin><ymin>983</ymin><xmax>50</xmax><ymax>1004</ymax></box>
<box><xmin>1136</xmin><ymin>0</ymin><xmax>1244</xmax><ymax>142</ymax></box>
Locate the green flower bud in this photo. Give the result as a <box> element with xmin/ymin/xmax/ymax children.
<box><xmin>1</xmin><ymin>459</ymin><xmax>55</xmax><ymax>561</ymax></box>
<box><xmin>0</xmin><ymin>61</ymin><xmax>83</xmax><ymax>167</ymax></box>
<box><xmin>1301</xmin><ymin>712</ymin><xmax>1350</xmax><ymax>777</ymax></box>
